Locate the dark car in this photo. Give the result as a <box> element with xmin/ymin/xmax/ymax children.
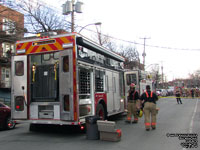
<box><xmin>0</xmin><ymin>102</ymin><xmax>15</xmax><ymax>130</ymax></box>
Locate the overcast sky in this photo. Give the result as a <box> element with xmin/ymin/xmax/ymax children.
<box><xmin>43</xmin><ymin>0</ymin><xmax>200</xmax><ymax>81</ymax></box>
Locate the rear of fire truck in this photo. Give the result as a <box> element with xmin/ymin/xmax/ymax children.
<box><xmin>11</xmin><ymin>33</ymin><xmax>81</xmax><ymax>130</ymax></box>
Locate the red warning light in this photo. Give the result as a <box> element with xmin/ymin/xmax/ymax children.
<box><xmin>80</xmin><ymin>126</ymin><xmax>84</xmax><ymax>130</ymax></box>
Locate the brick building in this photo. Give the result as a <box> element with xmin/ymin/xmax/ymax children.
<box><xmin>0</xmin><ymin>4</ymin><xmax>24</xmax><ymax>104</ymax></box>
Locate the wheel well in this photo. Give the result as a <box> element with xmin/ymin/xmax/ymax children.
<box><xmin>97</xmin><ymin>99</ymin><xmax>107</xmax><ymax>116</ymax></box>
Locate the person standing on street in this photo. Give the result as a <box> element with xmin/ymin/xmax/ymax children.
<box><xmin>175</xmin><ymin>87</ymin><xmax>182</xmax><ymax>104</ymax></box>
<box><xmin>191</xmin><ymin>88</ymin><xmax>195</xmax><ymax>98</ymax></box>
<box><xmin>125</xmin><ymin>83</ymin><xmax>140</xmax><ymax>123</ymax></box>
<box><xmin>140</xmin><ymin>85</ymin><xmax>158</xmax><ymax>131</ymax></box>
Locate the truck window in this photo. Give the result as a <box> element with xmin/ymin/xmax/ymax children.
<box><xmin>63</xmin><ymin>56</ymin><xmax>69</xmax><ymax>72</ymax></box>
<box><xmin>126</xmin><ymin>74</ymin><xmax>137</xmax><ymax>85</ymax></box>
<box><xmin>15</xmin><ymin>61</ymin><xmax>24</xmax><ymax>76</ymax></box>
<box><xmin>64</xmin><ymin>95</ymin><xmax>70</xmax><ymax>111</ymax></box>
<box><xmin>95</xmin><ymin>70</ymin><xmax>104</xmax><ymax>92</ymax></box>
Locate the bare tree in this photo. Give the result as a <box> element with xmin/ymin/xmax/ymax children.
<box><xmin>90</xmin><ymin>27</ymin><xmax>142</xmax><ymax>70</ymax></box>
<box><xmin>117</xmin><ymin>45</ymin><xmax>141</xmax><ymax>70</ymax></box>
<box><xmin>118</xmin><ymin>45</ymin><xmax>139</xmax><ymax>61</ymax></box>
<box><xmin>14</xmin><ymin>0</ymin><xmax>70</xmax><ymax>34</ymax></box>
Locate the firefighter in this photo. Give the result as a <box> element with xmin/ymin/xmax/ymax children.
<box><xmin>125</xmin><ymin>83</ymin><xmax>140</xmax><ymax>123</ymax></box>
<box><xmin>175</xmin><ymin>87</ymin><xmax>182</xmax><ymax>104</ymax></box>
<box><xmin>140</xmin><ymin>85</ymin><xmax>158</xmax><ymax>131</ymax></box>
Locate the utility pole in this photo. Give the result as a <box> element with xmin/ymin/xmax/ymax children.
<box><xmin>62</xmin><ymin>1</ymin><xmax>83</xmax><ymax>32</ymax></box>
<box><xmin>140</xmin><ymin>37</ymin><xmax>150</xmax><ymax>70</ymax></box>
<box><xmin>71</xmin><ymin>0</ymin><xmax>75</xmax><ymax>32</ymax></box>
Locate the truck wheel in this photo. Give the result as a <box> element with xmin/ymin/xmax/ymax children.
<box><xmin>96</xmin><ymin>104</ymin><xmax>106</xmax><ymax>120</ymax></box>
<box><xmin>6</xmin><ymin>117</ymin><xmax>16</xmax><ymax>129</ymax></box>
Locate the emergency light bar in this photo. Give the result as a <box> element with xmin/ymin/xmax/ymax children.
<box><xmin>36</xmin><ymin>32</ymin><xmax>57</xmax><ymax>37</ymax></box>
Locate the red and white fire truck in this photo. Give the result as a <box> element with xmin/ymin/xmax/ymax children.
<box><xmin>11</xmin><ymin>33</ymin><xmax>125</xmax><ymax>130</ymax></box>
<box><xmin>124</xmin><ymin>70</ymin><xmax>153</xmax><ymax>109</ymax></box>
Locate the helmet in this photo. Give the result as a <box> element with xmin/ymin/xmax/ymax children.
<box><xmin>137</xmin><ymin>109</ymin><xmax>143</xmax><ymax>118</ymax></box>
<box><xmin>130</xmin><ymin>83</ymin><xmax>135</xmax><ymax>88</ymax></box>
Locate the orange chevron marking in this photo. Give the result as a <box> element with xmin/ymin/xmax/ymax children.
<box><xmin>16</xmin><ymin>36</ymin><xmax>75</xmax><ymax>55</ymax></box>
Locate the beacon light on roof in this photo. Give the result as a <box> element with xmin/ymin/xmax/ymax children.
<box><xmin>62</xmin><ymin>43</ymin><xmax>73</xmax><ymax>48</ymax></box>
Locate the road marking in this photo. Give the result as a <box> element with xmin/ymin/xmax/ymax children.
<box><xmin>182</xmin><ymin>99</ymin><xmax>198</xmax><ymax>150</ymax></box>
<box><xmin>189</xmin><ymin>98</ymin><xmax>198</xmax><ymax>133</ymax></box>
<box><xmin>158</xmin><ymin>96</ymin><xmax>200</xmax><ymax>99</ymax></box>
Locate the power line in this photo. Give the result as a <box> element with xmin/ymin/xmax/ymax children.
<box><xmin>79</xmin><ymin>27</ymin><xmax>200</xmax><ymax>51</ymax></box>
<box><xmin>3</xmin><ymin>0</ymin><xmax>200</xmax><ymax>52</ymax></box>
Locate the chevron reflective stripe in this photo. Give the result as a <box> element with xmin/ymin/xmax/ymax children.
<box><xmin>146</xmin><ymin>91</ymin><xmax>153</xmax><ymax>98</ymax></box>
<box><xmin>16</xmin><ymin>36</ymin><xmax>75</xmax><ymax>55</ymax></box>
<box><xmin>127</xmin><ymin>117</ymin><xmax>131</xmax><ymax>121</ymax></box>
<box><xmin>145</xmin><ymin>122</ymin><xmax>151</xmax><ymax>126</ymax></box>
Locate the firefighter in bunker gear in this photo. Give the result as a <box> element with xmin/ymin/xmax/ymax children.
<box><xmin>126</xmin><ymin>83</ymin><xmax>140</xmax><ymax>123</ymax></box>
<box><xmin>140</xmin><ymin>85</ymin><xmax>158</xmax><ymax>131</ymax></box>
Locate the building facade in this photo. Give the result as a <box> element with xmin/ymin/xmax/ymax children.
<box><xmin>0</xmin><ymin>4</ymin><xmax>24</xmax><ymax>104</ymax></box>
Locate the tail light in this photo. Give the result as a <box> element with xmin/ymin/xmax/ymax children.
<box><xmin>15</xmin><ymin>96</ymin><xmax>25</xmax><ymax>111</ymax></box>
<box><xmin>80</xmin><ymin>125</ymin><xmax>84</xmax><ymax>130</ymax></box>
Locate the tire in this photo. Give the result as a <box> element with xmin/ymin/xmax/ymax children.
<box><xmin>5</xmin><ymin>117</ymin><xmax>16</xmax><ymax>130</ymax></box>
<box><xmin>96</xmin><ymin>104</ymin><xmax>106</xmax><ymax>120</ymax></box>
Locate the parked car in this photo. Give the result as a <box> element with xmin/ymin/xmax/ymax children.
<box><xmin>156</xmin><ymin>89</ymin><xmax>168</xmax><ymax>97</ymax></box>
<box><xmin>156</xmin><ymin>90</ymin><xmax>161</xmax><ymax>96</ymax></box>
<box><xmin>160</xmin><ymin>89</ymin><xmax>168</xmax><ymax>97</ymax></box>
<box><xmin>167</xmin><ymin>88</ymin><xmax>174</xmax><ymax>96</ymax></box>
<box><xmin>0</xmin><ymin>102</ymin><xmax>15</xmax><ymax>130</ymax></box>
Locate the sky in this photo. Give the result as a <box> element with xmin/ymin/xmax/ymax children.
<box><xmin>42</xmin><ymin>0</ymin><xmax>200</xmax><ymax>81</ymax></box>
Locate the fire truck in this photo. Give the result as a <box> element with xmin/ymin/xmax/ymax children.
<box><xmin>124</xmin><ymin>70</ymin><xmax>153</xmax><ymax>109</ymax></box>
<box><xmin>11</xmin><ymin>33</ymin><xmax>125</xmax><ymax>130</ymax></box>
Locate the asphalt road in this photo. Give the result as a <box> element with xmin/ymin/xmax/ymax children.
<box><xmin>0</xmin><ymin>97</ymin><xmax>199</xmax><ymax>150</ymax></box>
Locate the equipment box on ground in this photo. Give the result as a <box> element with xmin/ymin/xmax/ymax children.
<box><xmin>97</xmin><ymin>120</ymin><xmax>121</xmax><ymax>142</ymax></box>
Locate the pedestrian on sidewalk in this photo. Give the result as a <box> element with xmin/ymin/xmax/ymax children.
<box><xmin>140</xmin><ymin>85</ymin><xmax>158</xmax><ymax>131</ymax></box>
<box><xmin>125</xmin><ymin>83</ymin><xmax>140</xmax><ymax>123</ymax></box>
<box><xmin>175</xmin><ymin>87</ymin><xmax>182</xmax><ymax>104</ymax></box>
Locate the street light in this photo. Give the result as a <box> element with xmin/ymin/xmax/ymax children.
<box><xmin>78</xmin><ymin>22</ymin><xmax>102</xmax><ymax>33</ymax></box>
